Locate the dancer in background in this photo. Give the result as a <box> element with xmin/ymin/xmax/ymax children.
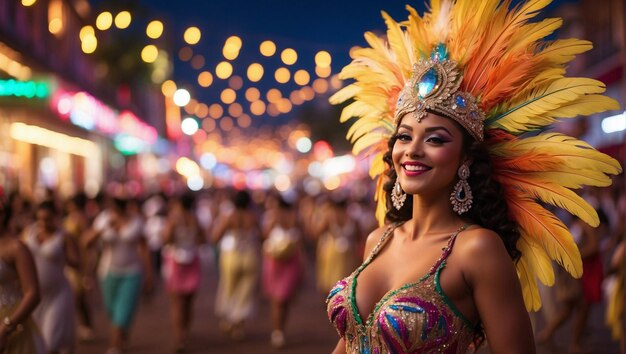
<box><xmin>0</xmin><ymin>199</ymin><xmax>43</xmax><ymax>354</ymax></box>
<box><xmin>212</xmin><ymin>190</ymin><xmax>260</xmax><ymax>341</ymax></box>
<box><xmin>162</xmin><ymin>194</ymin><xmax>204</xmax><ymax>352</ymax></box>
<box><xmin>24</xmin><ymin>201</ymin><xmax>79</xmax><ymax>354</ymax></box>
<box><xmin>86</xmin><ymin>198</ymin><xmax>153</xmax><ymax>354</ymax></box>
<box><xmin>63</xmin><ymin>193</ymin><xmax>95</xmax><ymax>341</ymax></box>
<box><xmin>262</xmin><ymin>195</ymin><xmax>304</xmax><ymax>349</ymax></box>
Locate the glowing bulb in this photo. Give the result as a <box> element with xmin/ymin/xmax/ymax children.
<box><xmin>215</xmin><ymin>61</ymin><xmax>233</xmax><ymax>79</ymax></box>
<box><xmin>141</xmin><ymin>45</ymin><xmax>158</xmax><ymax>63</ymax></box>
<box><xmin>173</xmin><ymin>88</ymin><xmax>191</xmax><ymax>107</ymax></box>
<box><xmin>114</xmin><ymin>11</ymin><xmax>132</xmax><ymax>29</ymax></box>
<box><xmin>184</xmin><ymin>26</ymin><xmax>201</xmax><ymax>45</ymax></box>
<box><xmin>146</xmin><ymin>20</ymin><xmax>163</xmax><ymax>39</ymax></box>
<box><xmin>96</xmin><ymin>12</ymin><xmax>113</xmax><ymax>30</ymax></box>
<box><xmin>260</xmin><ymin>40</ymin><xmax>276</xmax><ymax>56</ymax></box>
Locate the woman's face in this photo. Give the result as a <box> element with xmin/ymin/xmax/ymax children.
<box><xmin>392</xmin><ymin>112</ymin><xmax>466</xmax><ymax>198</ymax></box>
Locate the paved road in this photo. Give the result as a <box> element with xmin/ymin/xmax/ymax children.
<box><xmin>77</xmin><ymin>250</ymin><xmax>338</xmax><ymax>354</ymax></box>
<box><xmin>77</xmin><ymin>250</ymin><xmax>621</xmax><ymax>354</ymax></box>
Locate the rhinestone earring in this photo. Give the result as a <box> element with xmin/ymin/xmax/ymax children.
<box><xmin>391</xmin><ymin>179</ymin><xmax>407</xmax><ymax>210</ymax></box>
<box><xmin>450</xmin><ymin>162</ymin><xmax>473</xmax><ymax>215</ymax></box>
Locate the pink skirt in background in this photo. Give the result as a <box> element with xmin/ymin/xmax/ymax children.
<box><xmin>262</xmin><ymin>251</ymin><xmax>304</xmax><ymax>302</ymax></box>
<box><xmin>162</xmin><ymin>252</ymin><xmax>201</xmax><ymax>295</ymax></box>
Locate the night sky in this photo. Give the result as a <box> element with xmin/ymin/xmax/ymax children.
<box><xmin>91</xmin><ymin>0</ymin><xmax>577</xmax><ymax>131</ymax></box>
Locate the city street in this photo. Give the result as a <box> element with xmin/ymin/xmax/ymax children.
<box><xmin>76</xmin><ymin>249</ymin><xmax>339</xmax><ymax>354</ymax></box>
<box><xmin>75</xmin><ymin>249</ymin><xmax>621</xmax><ymax>354</ymax></box>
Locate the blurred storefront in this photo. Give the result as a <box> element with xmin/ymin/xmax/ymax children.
<box><xmin>0</xmin><ymin>0</ymin><xmax>167</xmax><ymax>199</ymax></box>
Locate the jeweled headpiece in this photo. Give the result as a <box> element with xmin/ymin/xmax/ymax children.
<box><xmin>330</xmin><ymin>0</ymin><xmax>622</xmax><ymax>311</ymax></box>
<box><xmin>394</xmin><ymin>46</ymin><xmax>484</xmax><ymax>141</ymax></box>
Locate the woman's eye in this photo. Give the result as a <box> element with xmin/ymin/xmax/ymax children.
<box><xmin>426</xmin><ymin>136</ymin><xmax>445</xmax><ymax>144</ymax></box>
<box><xmin>396</xmin><ymin>133</ymin><xmax>411</xmax><ymax>141</ymax></box>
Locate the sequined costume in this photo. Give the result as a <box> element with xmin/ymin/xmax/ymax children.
<box><xmin>0</xmin><ymin>254</ymin><xmax>45</xmax><ymax>354</ymax></box>
<box><xmin>327</xmin><ymin>224</ymin><xmax>477</xmax><ymax>353</ymax></box>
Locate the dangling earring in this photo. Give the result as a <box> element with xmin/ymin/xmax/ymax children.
<box><xmin>450</xmin><ymin>162</ymin><xmax>473</xmax><ymax>215</ymax></box>
<box><xmin>391</xmin><ymin>179</ymin><xmax>406</xmax><ymax>210</ymax></box>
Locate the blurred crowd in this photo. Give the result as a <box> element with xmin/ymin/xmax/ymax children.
<box><xmin>0</xmin><ymin>175</ymin><xmax>624</xmax><ymax>354</ymax></box>
<box><xmin>0</xmin><ymin>182</ymin><xmax>377</xmax><ymax>354</ymax></box>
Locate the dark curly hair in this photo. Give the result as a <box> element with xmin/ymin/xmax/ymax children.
<box><xmin>382</xmin><ymin>129</ymin><xmax>522</xmax><ymax>261</ymax></box>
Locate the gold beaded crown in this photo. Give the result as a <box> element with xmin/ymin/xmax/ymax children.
<box><xmin>394</xmin><ymin>46</ymin><xmax>484</xmax><ymax>141</ymax></box>
<box><xmin>330</xmin><ymin>0</ymin><xmax>622</xmax><ymax>311</ymax></box>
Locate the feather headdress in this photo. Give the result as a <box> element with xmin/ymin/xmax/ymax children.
<box><xmin>330</xmin><ymin>0</ymin><xmax>622</xmax><ymax>311</ymax></box>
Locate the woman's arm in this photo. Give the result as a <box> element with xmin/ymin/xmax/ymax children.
<box><xmin>461</xmin><ymin>229</ymin><xmax>535</xmax><ymax>353</ymax></box>
<box><xmin>64</xmin><ymin>233</ymin><xmax>81</xmax><ymax>269</ymax></box>
<box><xmin>331</xmin><ymin>338</ymin><xmax>346</xmax><ymax>354</ymax></box>
<box><xmin>211</xmin><ymin>213</ymin><xmax>231</xmax><ymax>244</ymax></box>
<box><xmin>0</xmin><ymin>240</ymin><xmax>40</xmax><ymax>337</ymax></box>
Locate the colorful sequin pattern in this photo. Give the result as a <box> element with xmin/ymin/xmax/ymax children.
<box><xmin>327</xmin><ymin>224</ymin><xmax>476</xmax><ymax>354</ymax></box>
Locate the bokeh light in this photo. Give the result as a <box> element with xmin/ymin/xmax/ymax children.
<box><xmin>250</xmin><ymin>100</ymin><xmax>266</xmax><ymax>116</ymax></box>
<box><xmin>220</xmin><ymin>88</ymin><xmax>236</xmax><ymax>104</ymax></box>
<box><xmin>181</xmin><ymin>117</ymin><xmax>199</xmax><ymax>135</ymax></box>
<box><xmin>146</xmin><ymin>20</ymin><xmax>163</xmax><ymax>39</ymax></box>
<box><xmin>178</xmin><ymin>47</ymin><xmax>193</xmax><ymax>61</ymax></box>
<box><xmin>184</xmin><ymin>26</ymin><xmax>201</xmax><ymax>45</ymax></box>
<box><xmin>198</xmin><ymin>71</ymin><xmax>213</xmax><ymax>87</ymax></box>
<box><xmin>141</xmin><ymin>45</ymin><xmax>158</xmax><ymax>63</ymax></box>
<box><xmin>228</xmin><ymin>103</ymin><xmax>243</xmax><ymax>117</ymax></box>
<box><xmin>96</xmin><ymin>12</ymin><xmax>113</xmax><ymax>31</ymax></box>
<box><xmin>247</xmin><ymin>63</ymin><xmax>264</xmax><ymax>82</ymax></box>
<box><xmin>114</xmin><ymin>11</ymin><xmax>132</xmax><ymax>29</ymax></box>
<box><xmin>191</xmin><ymin>54</ymin><xmax>205</xmax><ymax>69</ymax></box>
<box><xmin>216</xmin><ymin>61</ymin><xmax>233</xmax><ymax>80</ymax></box>
<box><xmin>245</xmin><ymin>88</ymin><xmax>260</xmax><ymax>102</ymax></box>
<box><xmin>315</xmin><ymin>50</ymin><xmax>332</xmax><ymax>68</ymax></box>
<box><xmin>228</xmin><ymin>76</ymin><xmax>243</xmax><ymax>90</ymax></box>
<box><xmin>209</xmin><ymin>104</ymin><xmax>223</xmax><ymax>119</ymax></box>
<box><xmin>173</xmin><ymin>88</ymin><xmax>191</xmax><ymax>107</ymax></box>
<box><xmin>259</xmin><ymin>40</ymin><xmax>276</xmax><ymax>56</ymax></box>
<box><xmin>316</xmin><ymin>65</ymin><xmax>332</xmax><ymax>78</ymax></box>
<box><xmin>294</xmin><ymin>70</ymin><xmax>310</xmax><ymax>86</ymax></box>
<box><xmin>161</xmin><ymin>80</ymin><xmax>177</xmax><ymax>97</ymax></box>
<box><xmin>281</xmin><ymin>48</ymin><xmax>297</xmax><ymax>65</ymax></box>
<box><xmin>274</xmin><ymin>67</ymin><xmax>290</xmax><ymax>84</ymax></box>
<box><xmin>266</xmin><ymin>88</ymin><xmax>282</xmax><ymax>103</ymax></box>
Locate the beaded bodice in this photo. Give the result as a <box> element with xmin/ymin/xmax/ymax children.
<box><xmin>0</xmin><ymin>258</ymin><xmax>21</xmax><ymax>307</ymax></box>
<box><xmin>327</xmin><ymin>223</ymin><xmax>477</xmax><ymax>354</ymax></box>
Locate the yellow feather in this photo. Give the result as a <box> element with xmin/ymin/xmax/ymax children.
<box><xmin>352</xmin><ymin>132</ymin><xmax>388</xmax><ymax>156</ymax></box>
<box><xmin>507</xmin><ymin>194</ymin><xmax>582</xmax><ymax>278</ymax></box>
<box><xmin>536</xmin><ymin>38</ymin><xmax>593</xmax><ymax>65</ymax></box>
<box><xmin>347</xmin><ymin>118</ymin><xmax>387</xmax><ymax>141</ymax></box>
<box><xmin>501</xmin><ymin>173</ymin><xmax>599</xmax><ymax>226</ymax></box>
<box><xmin>374</xmin><ymin>176</ymin><xmax>387</xmax><ymax>226</ymax></box>
<box><xmin>495</xmin><ymin>133</ymin><xmax>623</xmax><ymax>175</ymax></box>
<box><xmin>370</xmin><ymin>153</ymin><xmax>386</xmax><ymax>178</ymax></box>
<box><xmin>525</xmin><ymin>170</ymin><xmax>613</xmax><ymax>188</ymax></box>
<box><xmin>509</xmin><ymin>18</ymin><xmax>562</xmax><ymax>53</ymax></box>
<box><xmin>340</xmin><ymin>101</ymin><xmax>380</xmax><ymax>123</ymax></box>
<box><xmin>492</xmin><ymin>78</ymin><xmax>613</xmax><ymax>133</ymax></box>
<box><xmin>518</xmin><ymin>234</ymin><xmax>555</xmax><ymax>286</ymax></box>
<box><xmin>516</xmin><ymin>255</ymin><xmax>542</xmax><ymax>311</ymax></box>
<box><xmin>329</xmin><ymin>84</ymin><xmax>360</xmax><ymax>105</ymax></box>
<box><xmin>382</xmin><ymin>11</ymin><xmax>412</xmax><ymax>72</ymax></box>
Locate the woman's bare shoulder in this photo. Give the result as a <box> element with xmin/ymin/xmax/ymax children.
<box><xmin>362</xmin><ymin>224</ymin><xmax>393</xmax><ymax>259</ymax></box>
<box><xmin>453</xmin><ymin>226</ymin><xmax>516</xmax><ymax>283</ymax></box>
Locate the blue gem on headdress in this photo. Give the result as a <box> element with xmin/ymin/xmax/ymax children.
<box><xmin>470</xmin><ymin>111</ymin><xmax>480</xmax><ymax>120</ymax></box>
<box><xmin>455</xmin><ymin>94</ymin><xmax>467</xmax><ymax>109</ymax></box>
<box><xmin>417</xmin><ymin>68</ymin><xmax>438</xmax><ymax>99</ymax></box>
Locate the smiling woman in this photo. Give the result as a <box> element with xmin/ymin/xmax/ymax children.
<box><xmin>326</xmin><ymin>0</ymin><xmax>621</xmax><ymax>353</ymax></box>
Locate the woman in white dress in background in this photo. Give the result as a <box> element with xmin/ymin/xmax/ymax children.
<box><xmin>24</xmin><ymin>201</ymin><xmax>79</xmax><ymax>354</ymax></box>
